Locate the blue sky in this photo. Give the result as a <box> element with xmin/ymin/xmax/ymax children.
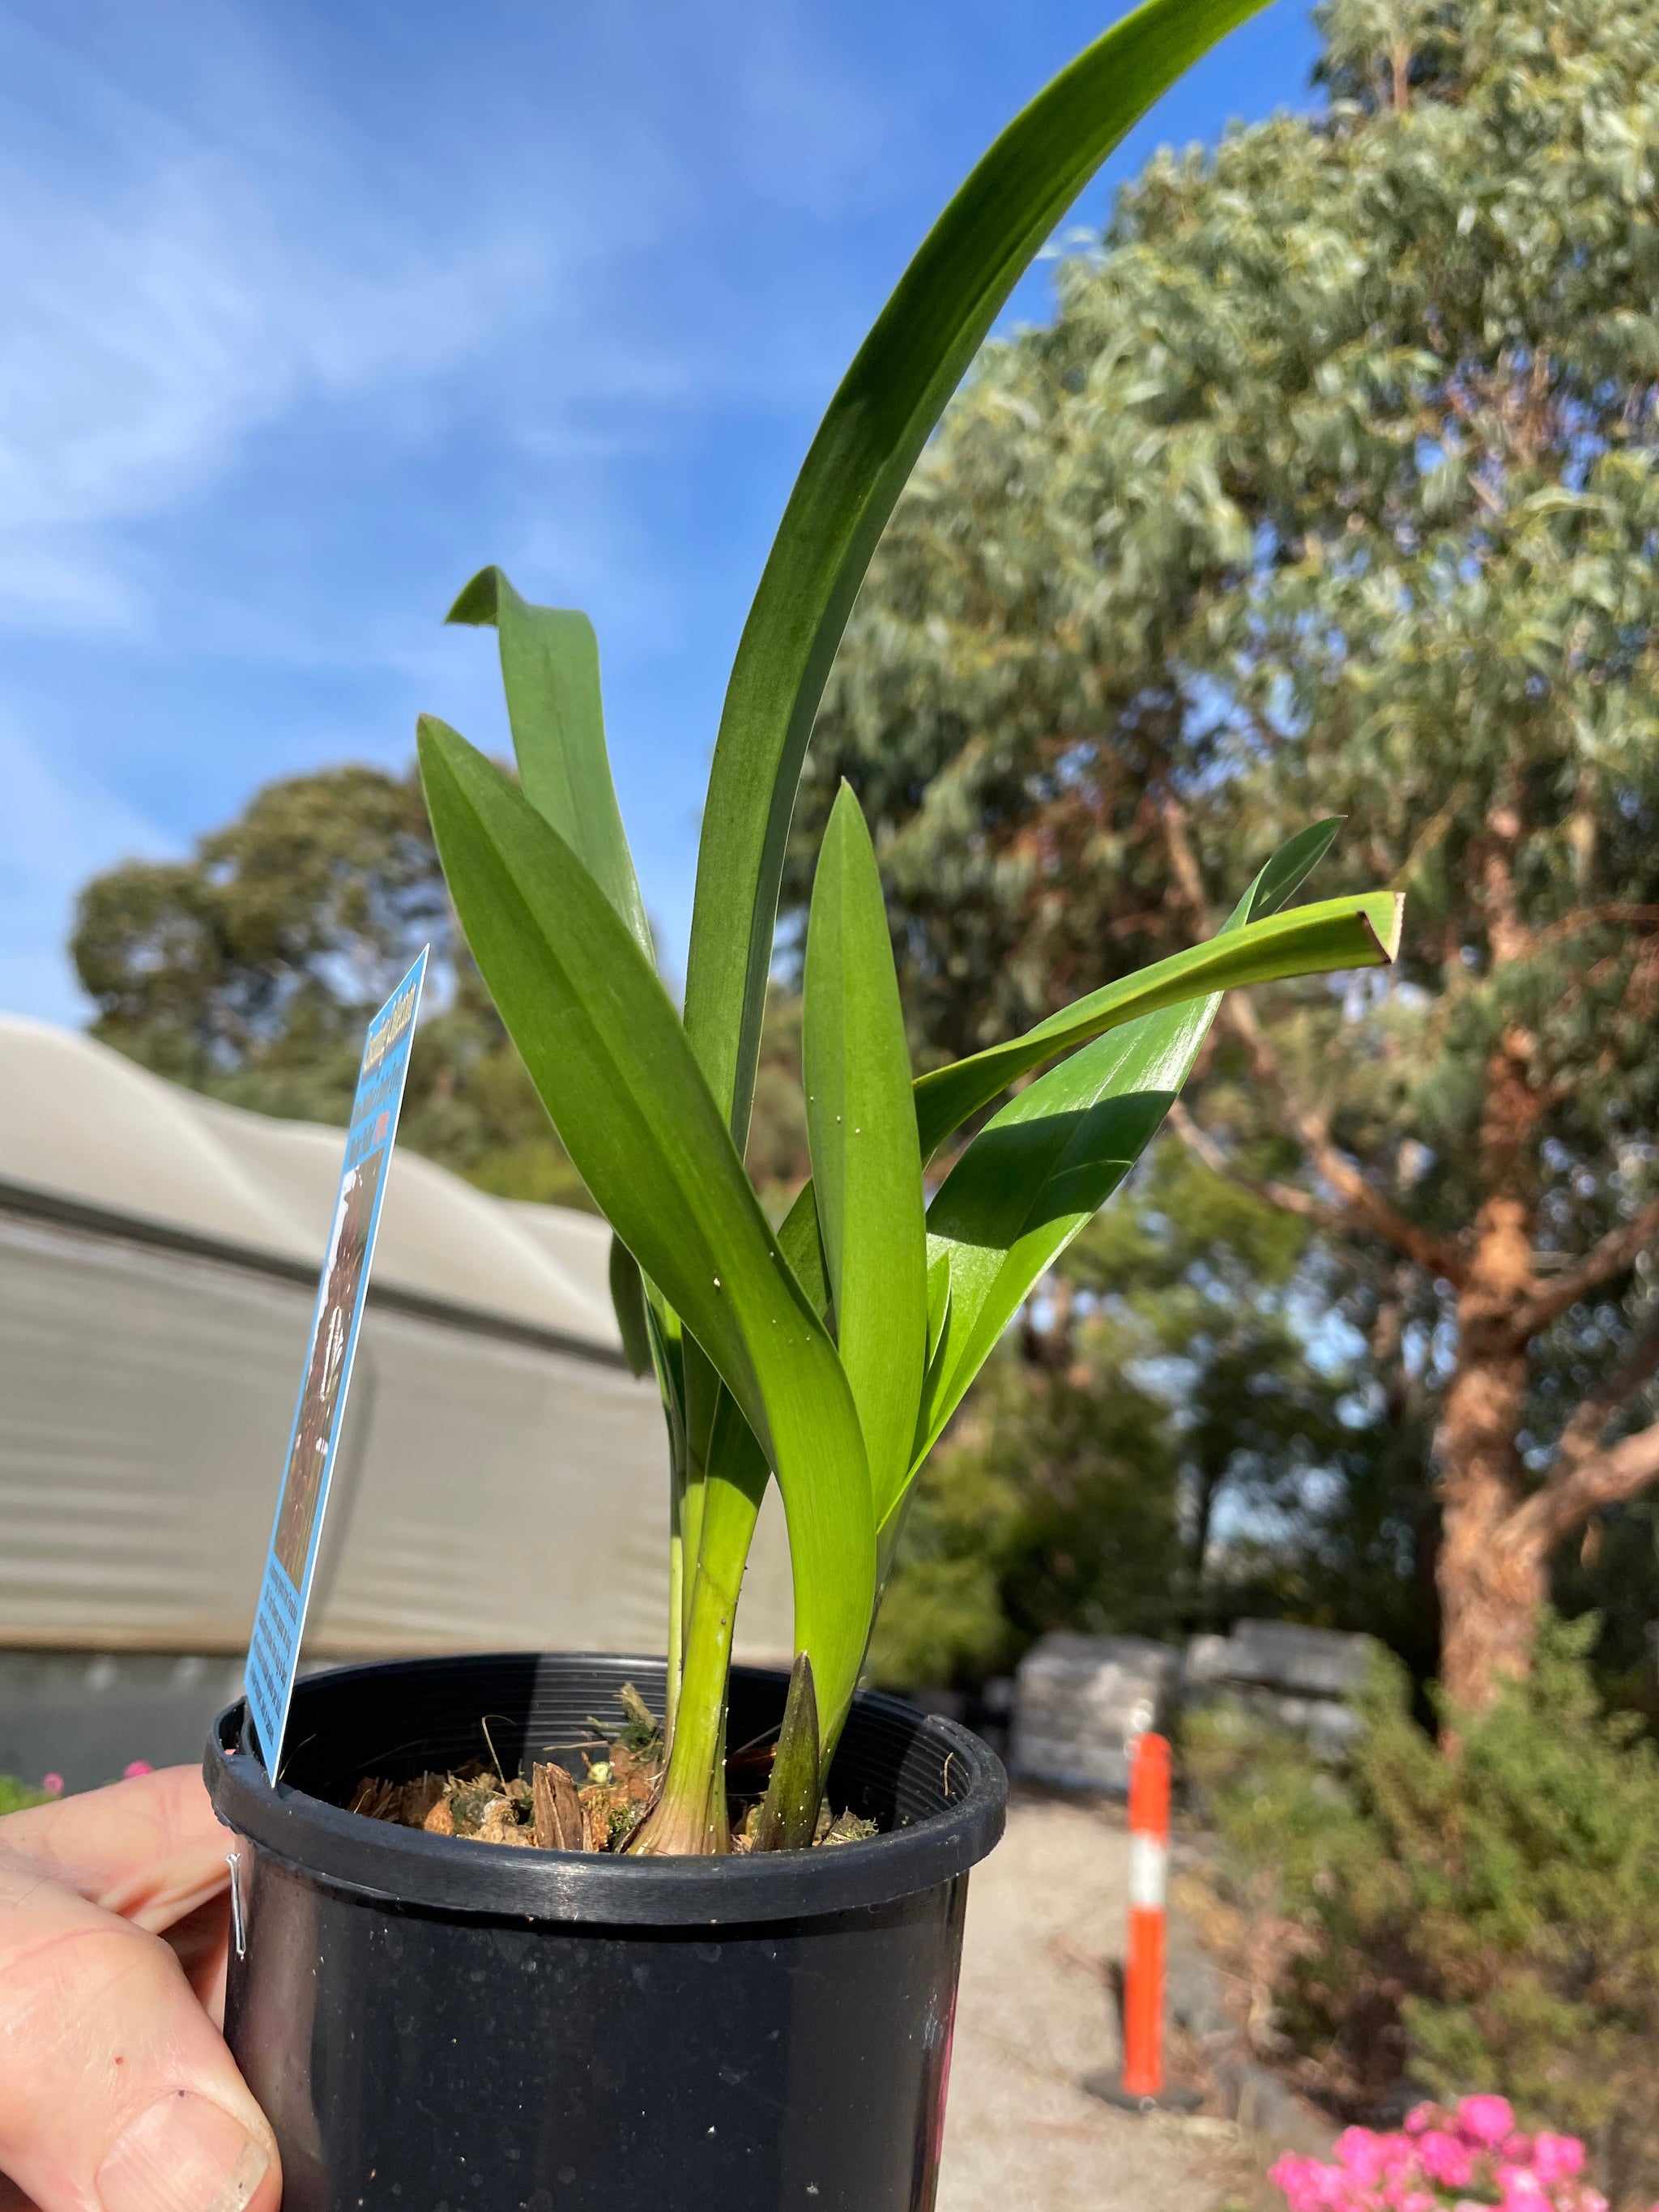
<box><xmin>0</xmin><ymin>0</ymin><xmax>1321</xmax><ymax>1022</ymax></box>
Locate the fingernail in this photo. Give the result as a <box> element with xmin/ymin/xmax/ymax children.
<box><xmin>97</xmin><ymin>2092</ymin><xmax>270</xmax><ymax>2212</ymax></box>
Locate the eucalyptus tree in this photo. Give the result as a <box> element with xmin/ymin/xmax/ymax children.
<box><xmin>794</xmin><ymin>0</ymin><xmax>1659</xmax><ymax>1707</ymax></box>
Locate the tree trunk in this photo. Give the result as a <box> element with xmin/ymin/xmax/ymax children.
<box><xmin>1021</xmin><ymin>1272</ymin><xmax>1077</xmax><ymax>1373</ymax></box>
<box><xmin>1433</xmin><ymin>1191</ymin><xmax>1542</xmax><ymax>1710</ymax></box>
<box><xmin>1391</xmin><ymin>40</ymin><xmax>1412</xmax><ymax>110</ymax></box>
<box><xmin>1435</xmin><ymin>1455</ymin><xmax>1548</xmax><ymax>1711</ymax></box>
<box><xmin>1186</xmin><ymin>1458</ymin><xmax>1223</xmax><ymax>1604</ymax></box>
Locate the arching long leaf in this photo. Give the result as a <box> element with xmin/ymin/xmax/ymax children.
<box><xmin>447</xmin><ymin>565</ymin><xmax>652</xmax><ymax>957</ymax></box>
<box><xmin>1245</xmin><ymin>816</ymin><xmax>1343</xmax><ymax>922</ymax></box>
<box><xmin>417</xmin><ymin>715</ymin><xmax>874</xmax><ymax>1736</ymax></box>
<box><xmin>913</xmin><ymin>890</ymin><xmax>1401</xmax><ymax>1163</ymax></box>
<box><xmin>913</xmin><ymin>1007</ymin><xmax>1204</xmax><ymax>1473</ymax></box>
<box><xmin>608</xmin><ymin>1238</ymin><xmax>653</xmax><ymax>1379</ymax></box>
<box><xmin>804</xmin><ymin>786</ymin><xmax>928</xmax><ymax>1519</ymax></box>
<box><xmin>908</xmin><ymin>825</ymin><xmax>1394</xmax><ymax>1481</ymax></box>
<box><xmin>682</xmin><ymin>0</ymin><xmax>1272</xmax><ymax>1148</ymax></box>
<box><xmin>447</xmin><ymin>565</ymin><xmax>661</xmax><ymax>1370</ymax></box>
<box><xmin>777</xmin><ymin>1180</ymin><xmax>829</xmax><ymax>1321</ymax></box>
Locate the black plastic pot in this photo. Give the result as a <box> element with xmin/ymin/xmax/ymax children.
<box><xmin>205</xmin><ymin>1652</ymin><xmax>1006</xmax><ymax>2212</ymax></box>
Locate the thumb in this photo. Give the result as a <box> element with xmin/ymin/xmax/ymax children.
<box><xmin>0</xmin><ymin>1847</ymin><xmax>279</xmax><ymax>2212</ymax></box>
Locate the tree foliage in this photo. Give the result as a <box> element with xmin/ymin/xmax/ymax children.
<box><xmin>70</xmin><ymin>764</ymin><xmax>594</xmax><ymax>1207</ymax></box>
<box><xmin>793</xmin><ymin>0</ymin><xmax>1659</xmax><ymax>1702</ymax></box>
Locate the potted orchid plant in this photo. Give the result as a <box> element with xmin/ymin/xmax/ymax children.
<box><xmin>207</xmin><ymin>1</ymin><xmax>1401</xmax><ymax>2202</ymax></box>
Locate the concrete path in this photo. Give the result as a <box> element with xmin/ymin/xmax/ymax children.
<box><xmin>938</xmin><ymin>1790</ymin><xmax>1249</xmax><ymax>2212</ymax></box>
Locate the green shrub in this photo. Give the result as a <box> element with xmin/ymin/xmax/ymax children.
<box><xmin>0</xmin><ymin>1775</ymin><xmax>48</xmax><ymax>1814</ymax></box>
<box><xmin>1189</xmin><ymin>1615</ymin><xmax>1659</xmax><ymax>2199</ymax></box>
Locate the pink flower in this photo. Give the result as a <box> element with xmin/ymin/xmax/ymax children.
<box><xmin>1380</xmin><ymin>2176</ymin><xmax>1435</xmax><ymax>2212</ymax></box>
<box><xmin>1529</xmin><ymin>2134</ymin><xmax>1584</xmax><ymax>2186</ymax></box>
<box><xmin>1271</xmin><ymin>2153</ymin><xmax>1335</xmax><ymax>2212</ymax></box>
<box><xmin>122</xmin><ymin>1759</ymin><xmax>155</xmax><ymax>1779</ymax></box>
<box><xmin>1335</xmin><ymin>2129</ymin><xmax>1392</xmax><ymax>2185</ymax></box>
<box><xmin>1418</xmin><ymin>2130</ymin><xmax>1475</xmax><ymax>2189</ymax></box>
<box><xmin>1276</xmin><ymin>2152</ymin><xmax>1367</xmax><ymax>2212</ymax></box>
<box><xmin>41</xmin><ymin>1773</ymin><xmax>63</xmax><ymax>1797</ymax></box>
<box><xmin>1269</xmin><ymin>2120</ymin><xmax>1601</xmax><ymax>2212</ymax></box>
<box><xmin>1495</xmin><ymin>2166</ymin><xmax>1547</xmax><ymax>2210</ymax></box>
<box><xmin>1269</xmin><ymin>2154</ymin><xmax>1312</xmax><ymax>2204</ymax></box>
<box><xmin>1459</xmin><ymin>2095</ymin><xmax>1516</xmax><ymax>2147</ymax></box>
<box><xmin>1375</xmin><ymin>2133</ymin><xmax>1414</xmax><ymax>2178</ymax></box>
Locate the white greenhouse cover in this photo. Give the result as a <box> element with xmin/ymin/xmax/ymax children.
<box><xmin>0</xmin><ymin>1016</ymin><xmax>792</xmax><ymax>1660</ymax></box>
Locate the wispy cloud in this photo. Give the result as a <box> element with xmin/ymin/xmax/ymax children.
<box><xmin>0</xmin><ymin>2</ymin><xmax>563</xmax><ymax>629</ymax></box>
<box><xmin>0</xmin><ymin>0</ymin><xmax>887</xmax><ymax>643</ymax></box>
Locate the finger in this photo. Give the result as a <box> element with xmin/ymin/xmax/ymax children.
<box><xmin>0</xmin><ymin>1856</ymin><xmax>279</xmax><ymax>2212</ymax></box>
<box><xmin>0</xmin><ymin>1769</ymin><xmax>232</xmax><ymax>1934</ymax></box>
<box><xmin>160</xmin><ymin>1895</ymin><xmax>231</xmax><ymax>2022</ymax></box>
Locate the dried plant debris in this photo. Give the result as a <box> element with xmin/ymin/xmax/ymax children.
<box><xmin>348</xmin><ymin>1763</ymin><xmax>536</xmax><ymax>1844</ymax></box>
<box><xmin>531</xmin><ymin>1758</ymin><xmax>582</xmax><ymax>1851</ymax></box>
<box><xmin>731</xmin><ymin>1799</ymin><xmax>877</xmax><ymax>1854</ymax></box>
<box><xmin>609</xmin><ymin>1681</ymin><xmax>662</xmax><ymax>1756</ymax></box>
<box><xmin>349</xmin><ymin>1750</ymin><xmax>657</xmax><ymax>1852</ymax></box>
<box><xmin>348</xmin><ymin>1683</ymin><xmax>880</xmax><ymax>1855</ymax></box>
<box><xmin>574</xmin><ymin>1735</ymin><xmax>661</xmax><ymax>1852</ymax></box>
<box><xmin>821</xmin><ymin>1808</ymin><xmax>879</xmax><ymax>1847</ymax></box>
<box><xmin>348</xmin><ymin>1684</ymin><xmax>665</xmax><ymax>1853</ymax></box>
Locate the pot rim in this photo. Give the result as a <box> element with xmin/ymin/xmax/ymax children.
<box><xmin>205</xmin><ymin>1651</ymin><xmax>1006</xmax><ymax>1926</ymax></box>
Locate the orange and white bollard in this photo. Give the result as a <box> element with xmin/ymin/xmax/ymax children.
<box><xmin>1121</xmin><ymin>1730</ymin><xmax>1171</xmax><ymax>2103</ymax></box>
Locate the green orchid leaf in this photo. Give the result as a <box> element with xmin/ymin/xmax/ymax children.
<box><xmin>681</xmin><ymin>0</ymin><xmax>1272</xmax><ymax>1149</ymax></box>
<box><xmin>642</xmin><ymin>1288</ymin><xmax>685</xmax><ymax>1455</ymax></box>
<box><xmin>909</xmin><ymin>1259</ymin><xmax>955</xmax><ymax>1506</ymax></box>
<box><xmin>777</xmin><ymin>1179</ymin><xmax>830</xmax><ymax>1323</ymax></box>
<box><xmin>447</xmin><ymin>565</ymin><xmax>653</xmax><ymax>960</ymax></box>
<box><xmin>677</xmin><ymin>1334</ymin><xmax>727</xmax><ymax>1656</ymax></box>
<box><xmin>417</xmin><ymin>714</ymin><xmax>875</xmax><ymax>1737</ymax></box>
<box><xmin>804</xmin><ymin>786</ymin><xmax>928</xmax><ymax>1520</ymax></box>
<box><xmin>608</xmin><ymin>1238</ymin><xmax>653</xmax><ymax>1379</ymax></box>
<box><xmin>926</xmin><ymin>1251</ymin><xmax>951</xmax><ymax>1361</ymax></box>
<box><xmin>910</xmin><ymin>825</ymin><xmax>1404</xmax><ymax>1477</ymax></box>
<box><xmin>1245</xmin><ymin>816</ymin><xmax>1344</xmax><ymax>923</ymax></box>
<box><xmin>636</xmin><ymin>1386</ymin><xmax>773</xmax><ymax>1852</ymax></box>
<box><xmin>646</xmin><ymin>1295</ymin><xmax>691</xmax><ymax>1720</ymax></box>
<box><xmin>752</xmin><ymin>1653</ymin><xmax>821</xmax><ymax>1853</ymax></box>
<box><xmin>774</xmin><ymin>830</ymin><xmax>1386</xmax><ymax>1358</ymax></box>
<box><xmin>912</xmin><ymin>889</ymin><xmax>1402</xmax><ymax>1163</ymax></box>
<box><xmin>446</xmin><ymin>568</ymin><xmax>667</xmax><ymax>1487</ymax></box>
<box><xmin>913</xmin><ymin>1009</ymin><xmax>1201</xmax><ymax>1475</ymax></box>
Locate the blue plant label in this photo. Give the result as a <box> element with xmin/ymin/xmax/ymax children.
<box><xmin>243</xmin><ymin>948</ymin><xmax>429</xmax><ymax>1779</ymax></box>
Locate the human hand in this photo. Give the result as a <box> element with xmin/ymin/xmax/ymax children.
<box><xmin>0</xmin><ymin>1765</ymin><xmax>280</xmax><ymax>2212</ymax></box>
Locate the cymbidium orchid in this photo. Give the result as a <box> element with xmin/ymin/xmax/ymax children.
<box><xmin>419</xmin><ymin>0</ymin><xmax>1404</xmax><ymax>1855</ymax></box>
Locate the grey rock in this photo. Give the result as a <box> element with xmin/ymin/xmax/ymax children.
<box><xmin>1011</xmin><ymin>1632</ymin><xmax>1181</xmax><ymax>1794</ymax></box>
<box><xmin>1185</xmin><ymin>1618</ymin><xmax>1375</xmax><ymax>1699</ymax></box>
<box><xmin>1183</xmin><ymin>1620</ymin><xmax>1375</xmax><ymax>1763</ymax></box>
